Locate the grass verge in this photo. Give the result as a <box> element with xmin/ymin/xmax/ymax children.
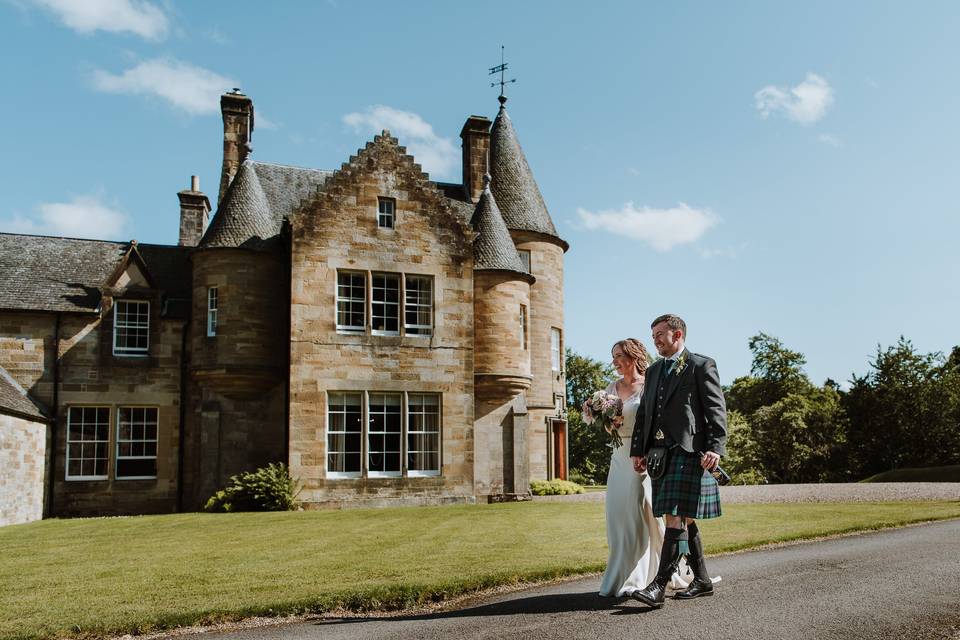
<box><xmin>1</xmin><ymin>500</ymin><xmax>959</xmax><ymax>640</ymax></box>
<box><xmin>860</xmin><ymin>465</ymin><xmax>960</xmax><ymax>483</ymax></box>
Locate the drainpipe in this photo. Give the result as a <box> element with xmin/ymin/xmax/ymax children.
<box><xmin>46</xmin><ymin>312</ymin><xmax>61</xmax><ymax>517</ymax></box>
<box><xmin>176</xmin><ymin>307</ymin><xmax>190</xmax><ymax>512</ymax></box>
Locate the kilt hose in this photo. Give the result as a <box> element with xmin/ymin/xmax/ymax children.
<box><xmin>652</xmin><ymin>449</ymin><xmax>722</xmax><ymax>519</ymax></box>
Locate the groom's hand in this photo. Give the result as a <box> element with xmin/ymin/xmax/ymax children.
<box><xmin>701</xmin><ymin>451</ymin><xmax>721</xmax><ymax>471</ymax></box>
<box><xmin>631</xmin><ymin>456</ymin><xmax>647</xmax><ymax>474</ymax></box>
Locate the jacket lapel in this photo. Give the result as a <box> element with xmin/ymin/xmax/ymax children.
<box><xmin>661</xmin><ymin>348</ymin><xmax>690</xmax><ymax>407</ymax></box>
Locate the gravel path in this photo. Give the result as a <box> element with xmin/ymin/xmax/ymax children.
<box><xmin>533</xmin><ymin>482</ymin><xmax>960</xmax><ymax>503</ymax></box>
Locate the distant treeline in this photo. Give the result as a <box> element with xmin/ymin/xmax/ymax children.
<box><xmin>566</xmin><ymin>335</ymin><xmax>960</xmax><ymax>485</ymax></box>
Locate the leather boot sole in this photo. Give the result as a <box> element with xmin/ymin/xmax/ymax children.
<box><xmin>675</xmin><ymin>589</ymin><xmax>714</xmax><ymax>600</ymax></box>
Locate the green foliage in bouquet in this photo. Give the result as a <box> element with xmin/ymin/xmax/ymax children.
<box><xmin>204</xmin><ymin>462</ymin><xmax>302</xmax><ymax>512</ymax></box>
<box><xmin>530</xmin><ymin>479</ymin><xmax>586</xmax><ymax>495</ymax></box>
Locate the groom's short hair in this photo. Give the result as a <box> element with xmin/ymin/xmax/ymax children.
<box><xmin>651</xmin><ymin>314</ymin><xmax>686</xmax><ymax>338</ymax></box>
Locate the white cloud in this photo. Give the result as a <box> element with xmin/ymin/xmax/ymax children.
<box><xmin>755</xmin><ymin>73</ymin><xmax>834</xmax><ymax>125</ymax></box>
<box><xmin>27</xmin><ymin>0</ymin><xmax>169</xmax><ymax>40</ymax></box>
<box><xmin>1</xmin><ymin>195</ymin><xmax>130</xmax><ymax>240</ymax></box>
<box><xmin>342</xmin><ymin>105</ymin><xmax>458</xmax><ymax>179</ymax></box>
<box><xmin>91</xmin><ymin>58</ymin><xmax>237</xmax><ymax>116</ymax></box>
<box><xmin>576</xmin><ymin>202</ymin><xmax>718</xmax><ymax>252</ymax></box>
<box><xmin>818</xmin><ymin>133</ymin><xmax>842</xmax><ymax>147</ymax></box>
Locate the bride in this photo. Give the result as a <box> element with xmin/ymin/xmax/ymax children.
<box><xmin>598</xmin><ymin>338</ymin><xmax>689</xmax><ymax>597</ymax></box>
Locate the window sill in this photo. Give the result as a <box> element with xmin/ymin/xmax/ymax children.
<box><xmin>115</xmin><ymin>476</ymin><xmax>157</xmax><ymax>481</ymax></box>
<box><xmin>65</xmin><ymin>476</ymin><xmax>108</xmax><ymax>482</ymax></box>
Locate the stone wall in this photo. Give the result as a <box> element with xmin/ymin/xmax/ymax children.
<box><xmin>51</xmin><ymin>309</ymin><xmax>184</xmax><ymax>516</ymax></box>
<box><xmin>513</xmin><ymin>234</ymin><xmax>566</xmax><ymax>481</ymax></box>
<box><xmin>0</xmin><ymin>312</ymin><xmax>56</xmax><ymax>406</ymax></box>
<box><xmin>288</xmin><ymin>133</ymin><xmax>476</xmax><ymax>507</ymax></box>
<box><xmin>0</xmin><ymin>412</ymin><xmax>47</xmax><ymax>526</ymax></box>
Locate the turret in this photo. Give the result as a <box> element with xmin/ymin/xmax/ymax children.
<box><xmin>489</xmin><ymin>97</ymin><xmax>569</xmax><ymax>481</ymax></box>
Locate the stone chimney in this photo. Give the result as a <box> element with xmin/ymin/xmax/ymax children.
<box><xmin>460</xmin><ymin>115</ymin><xmax>492</xmax><ymax>203</ymax></box>
<box><xmin>218</xmin><ymin>89</ymin><xmax>255</xmax><ymax>207</ymax></box>
<box><xmin>178</xmin><ymin>175</ymin><xmax>211</xmax><ymax>247</ymax></box>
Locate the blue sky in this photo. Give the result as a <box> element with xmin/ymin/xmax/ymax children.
<box><xmin>2</xmin><ymin>1</ymin><xmax>958</xmax><ymax>387</ymax></box>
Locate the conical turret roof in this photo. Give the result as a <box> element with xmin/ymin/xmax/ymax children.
<box><xmin>201</xmin><ymin>160</ymin><xmax>276</xmax><ymax>249</ymax></box>
<box><xmin>489</xmin><ymin>100</ymin><xmax>561</xmax><ymax>241</ymax></box>
<box><xmin>471</xmin><ymin>177</ymin><xmax>532</xmax><ymax>280</ymax></box>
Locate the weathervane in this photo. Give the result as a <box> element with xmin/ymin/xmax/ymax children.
<box><xmin>489</xmin><ymin>45</ymin><xmax>516</xmax><ymax>103</ymax></box>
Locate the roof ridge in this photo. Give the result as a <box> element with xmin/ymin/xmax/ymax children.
<box><xmin>0</xmin><ymin>232</ymin><xmax>129</xmax><ymax>245</ymax></box>
<box><xmin>250</xmin><ymin>160</ymin><xmax>334</xmax><ymax>173</ymax></box>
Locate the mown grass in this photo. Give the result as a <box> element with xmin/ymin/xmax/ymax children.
<box><xmin>2</xmin><ymin>500</ymin><xmax>959</xmax><ymax>640</ymax></box>
<box><xmin>860</xmin><ymin>464</ymin><xmax>960</xmax><ymax>483</ymax></box>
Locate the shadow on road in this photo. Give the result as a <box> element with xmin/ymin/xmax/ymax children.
<box><xmin>313</xmin><ymin>591</ymin><xmax>658</xmax><ymax>626</ymax></box>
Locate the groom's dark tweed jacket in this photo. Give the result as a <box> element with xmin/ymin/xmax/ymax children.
<box><xmin>629</xmin><ymin>349</ymin><xmax>728</xmax><ymax>459</ymax></box>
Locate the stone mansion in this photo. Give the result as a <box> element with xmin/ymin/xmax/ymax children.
<box><xmin>0</xmin><ymin>91</ymin><xmax>568</xmax><ymax>525</ymax></box>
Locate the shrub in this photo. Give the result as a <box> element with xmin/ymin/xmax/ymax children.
<box><xmin>204</xmin><ymin>462</ymin><xmax>302</xmax><ymax>512</ymax></box>
<box><xmin>530</xmin><ymin>479</ymin><xmax>586</xmax><ymax>496</ymax></box>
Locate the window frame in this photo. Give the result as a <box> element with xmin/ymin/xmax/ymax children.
<box><xmin>325</xmin><ymin>391</ymin><xmax>442</xmax><ymax>479</ymax></box>
<box><xmin>377</xmin><ymin>197</ymin><xmax>396</xmax><ymax>229</ymax></box>
<box><xmin>403</xmin><ymin>274</ymin><xmax>433</xmax><ymax>336</ymax></box>
<box><xmin>371</xmin><ymin>272</ymin><xmax>401</xmax><ymax>336</ymax></box>
<box><xmin>112</xmin><ymin>299</ymin><xmax>150</xmax><ymax>356</ymax></box>
<box><xmin>65</xmin><ymin>406</ymin><xmax>111</xmax><ymax>481</ymax></box>
<box><xmin>518</xmin><ymin>249</ymin><xmax>531</xmax><ymax>273</ymax></box>
<box><xmin>336</xmin><ymin>270</ymin><xmax>367</xmax><ymax>334</ymax></box>
<box><xmin>326</xmin><ymin>391</ymin><xmax>364</xmax><ymax>479</ymax></box>
<box><xmin>551</xmin><ymin>327</ymin><xmax>562</xmax><ymax>373</ymax></box>
<box><xmin>207</xmin><ymin>287</ymin><xmax>218</xmax><ymax>337</ymax></box>
<box><xmin>366</xmin><ymin>392</ymin><xmax>403</xmax><ymax>478</ymax></box>
<box><xmin>407</xmin><ymin>393</ymin><xmax>441</xmax><ymax>477</ymax></box>
<box><xmin>115</xmin><ymin>406</ymin><xmax>159</xmax><ymax>480</ymax></box>
<box><xmin>520</xmin><ymin>304</ymin><xmax>528</xmax><ymax>351</ymax></box>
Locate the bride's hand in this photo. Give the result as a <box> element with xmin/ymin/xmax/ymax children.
<box><xmin>612</xmin><ymin>416</ymin><xmax>624</xmax><ymax>428</ymax></box>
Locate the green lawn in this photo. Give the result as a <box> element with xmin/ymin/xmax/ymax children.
<box><xmin>860</xmin><ymin>464</ymin><xmax>960</xmax><ymax>483</ymax></box>
<box><xmin>2</xmin><ymin>501</ymin><xmax>959</xmax><ymax>640</ymax></box>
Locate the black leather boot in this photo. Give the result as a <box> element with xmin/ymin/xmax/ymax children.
<box><xmin>632</xmin><ymin>528</ymin><xmax>684</xmax><ymax>608</ymax></box>
<box><xmin>675</xmin><ymin>522</ymin><xmax>713</xmax><ymax>600</ymax></box>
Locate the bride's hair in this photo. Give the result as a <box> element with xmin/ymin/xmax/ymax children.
<box><xmin>612</xmin><ymin>339</ymin><xmax>650</xmax><ymax>376</ymax></box>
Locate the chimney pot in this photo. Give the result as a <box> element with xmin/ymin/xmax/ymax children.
<box><xmin>191</xmin><ymin>175</ymin><xmax>200</xmax><ymax>192</ymax></box>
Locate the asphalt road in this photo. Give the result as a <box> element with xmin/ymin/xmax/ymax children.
<box><xmin>206</xmin><ymin>520</ymin><xmax>960</xmax><ymax>640</ymax></box>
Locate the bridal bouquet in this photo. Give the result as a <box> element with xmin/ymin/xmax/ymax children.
<box><xmin>582</xmin><ymin>390</ymin><xmax>624</xmax><ymax>448</ymax></box>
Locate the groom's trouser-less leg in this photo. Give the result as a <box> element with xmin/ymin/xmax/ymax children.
<box><xmin>675</xmin><ymin>521</ymin><xmax>714</xmax><ymax>599</ymax></box>
<box><xmin>631</xmin><ymin>527</ymin><xmax>686</xmax><ymax>607</ymax></box>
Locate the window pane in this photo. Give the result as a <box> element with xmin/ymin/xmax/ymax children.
<box><xmin>404</xmin><ymin>276</ymin><xmax>433</xmax><ymax>336</ymax></box>
<box><xmin>116</xmin><ymin>407</ymin><xmax>159</xmax><ymax>478</ymax></box>
<box><xmin>67</xmin><ymin>406</ymin><xmax>110</xmax><ymax>479</ymax></box>
<box><xmin>336</xmin><ymin>272</ymin><xmax>366</xmax><ymax>331</ymax></box>
<box><xmin>408</xmin><ymin>394</ymin><xmax>441</xmax><ymax>473</ymax></box>
<box><xmin>327</xmin><ymin>392</ymin><xmax>363</xmax><ymax>474</ymax></box>
<box><xmin>372</xmin><ymin>274</ymin><xmax>400</xmax><ymax>334</ymax></box>
<box><xmin>114</xmin><ymin>300</ymin><xmax>150</xmax><ymax>354</ymax></box>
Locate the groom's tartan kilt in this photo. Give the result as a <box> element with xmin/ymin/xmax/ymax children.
<box><xmin>652</xmin><ymin>449</ymin><xmax>722</xmax><ymax>519</ymax></box>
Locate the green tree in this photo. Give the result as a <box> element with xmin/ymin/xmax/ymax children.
<box><xmin>844</xmin><ymin>338</ymin><xmax>960</xmax><ymax>477</ymax></box>
<box><xmin>565</xmin><ymin>348</ymin><xmax>616</xmax><ymax>484</ymax></box>
<box><xmin>725</xmin><ymin>333</ymin><xmax>848</xmax><ymax>483</ymax></box>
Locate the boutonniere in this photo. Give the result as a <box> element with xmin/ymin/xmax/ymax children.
<box><xmin>674</xmin><ymin>352</ymin><xmax>688</xmax><ymax>376</ymax></box>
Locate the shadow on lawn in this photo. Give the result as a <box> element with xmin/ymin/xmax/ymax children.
<box><xmin>315</xmin><ymin>591</ymin><xmax>658</xmax><ymax>626</ymax></box>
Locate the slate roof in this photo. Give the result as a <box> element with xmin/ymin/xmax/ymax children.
<box><xmin>200</xmin><ymin>160</ymin><xmax>334</xmax><ymax>249</ymax></box>
<box><xmin>489</xmin><ymin>101</ymin><xmax>565</xmax><ymax>245</ymax></box>
<box><xmin>0</xmin><ymin>233</ymin><xmax>190</xmax><ymax>316</ymax></box>
<box><xmin>470</xmin><ymin>180</ymin><xmax>531</xmax><ymax>279</ymax></box>
<box><xmin>0</xmin><ymin>364</ymin><xmax>49</xmax><ymax>422</ymax></box>
<box><xmin>200</xmin><ymin>161</ymin><xmax>277</xmax><ymax>249</ymax></box>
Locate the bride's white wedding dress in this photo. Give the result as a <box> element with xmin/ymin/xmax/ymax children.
<box><xmin>598</xmin><ymin>381</ymin><xmax>691</xmax><ymax>597</ymax></box>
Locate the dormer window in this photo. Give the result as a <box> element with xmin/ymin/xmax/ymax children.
<box><xmin>378</xmin><ymin>197</ymin><xmax>395</xmax><ymax>229</ymax></box>
<box><xmin>113</xmin><ymin>300</ymin><xmax>150</xmax><ymax>356</ymax></box>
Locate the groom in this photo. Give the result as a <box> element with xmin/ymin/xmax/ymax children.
<box><xmin>630</xmin><ymin>314</ymin><xmax>728</xmax><ymax>608</ymax></box>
